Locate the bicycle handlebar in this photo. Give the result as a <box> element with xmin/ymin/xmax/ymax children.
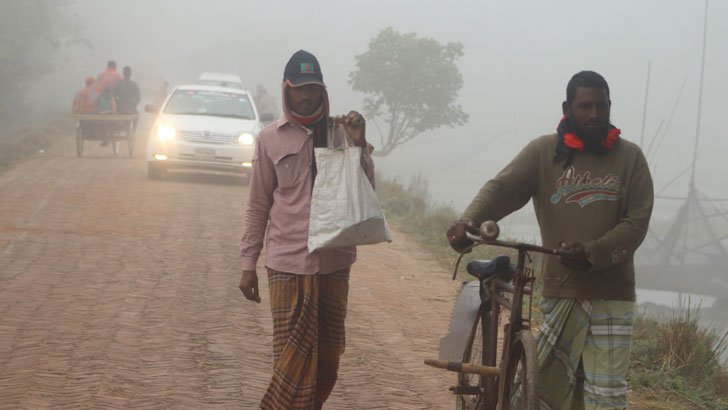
<box><xmin>464</xmin><ymin>221</ymin><xmax>572</xmax><ymax>257</ymax></box>
<box><xmin>451</xmin><ymin>221</ymin><xmax>572</xmax><ymax>281</ymax></box>
<box><xmin>465</xmin><ymin>231</ymin><xmax>570</xmax><ymax>256</ymax></box>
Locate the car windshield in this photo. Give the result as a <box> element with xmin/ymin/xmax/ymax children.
<box><xmin>164</xmin><ymin>89</ymin><xmax>255</xmax><ymax>119</ymax></box>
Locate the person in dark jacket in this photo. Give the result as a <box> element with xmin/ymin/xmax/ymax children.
<box><xmin>114</xmin><ymin>66</ymin><xmax>141</xmax><ymax>130</ymax></box>
<box><xmin>447</xmin><ymin>71</ymin><xmax>653</xmax><ymax>409</ymax></box>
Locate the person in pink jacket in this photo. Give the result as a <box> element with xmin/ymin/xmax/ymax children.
<box><xmin>96</xmin><ymin>60</ymin><xmax>122</xmax><ymax>92</ymax></box>
<box><xmin>239</xmin><ymin>50</ymin><xmax>375</xmax><ymax>410</ymax></box>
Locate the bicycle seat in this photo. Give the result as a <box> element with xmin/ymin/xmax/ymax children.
<box><xmin>466</xmin><ymin>255</ymin><xmax>514</xmax><ymax>281</ymax></box>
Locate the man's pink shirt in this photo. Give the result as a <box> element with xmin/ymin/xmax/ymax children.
<box><xmin>239</xmin><ymin>118</ymin><xmax>375</xmax><ymax>275</ymax></box>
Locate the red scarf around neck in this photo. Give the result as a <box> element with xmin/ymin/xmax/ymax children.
<box><xmin>560</xmin><ymin>116</ymin><xmax>621</xmax><ymax>151</ymax></box>
<box><xmin>289</xmin><ymin>104</ymin><xmax>325</xmax><ymax>126</ymax></box>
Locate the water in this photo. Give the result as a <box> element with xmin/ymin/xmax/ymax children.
<box><xmin>636</xmin><ymin>288</ymin><xmax>717</xmax><ymax>309</ymax></box>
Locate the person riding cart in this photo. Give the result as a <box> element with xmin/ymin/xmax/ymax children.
<box><xmin>114</xmin><ymin>66</ymin><xmax>141</xmax><ymax>130</ymax></box>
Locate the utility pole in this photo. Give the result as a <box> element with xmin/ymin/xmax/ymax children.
<box><xmin>639</xmin><ymin>61</ymin><xmax>651</xmax><ymax>147</ymax></box>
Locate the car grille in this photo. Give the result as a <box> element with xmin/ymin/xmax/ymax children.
<box><xmin>179</xmin><ymin>130</ymin><xmax>233</xmax><ymax>144</ymax></box>
<box><xmin>177</xmin><ymin>153</ymin><xmax>234</xmax><ymax>161</ymax></box>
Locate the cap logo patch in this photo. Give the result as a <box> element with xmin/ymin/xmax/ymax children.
<box><xmin>300</xmin><ymin>63</ymin><xmax>315</xmax><ymax>74</ymax></box>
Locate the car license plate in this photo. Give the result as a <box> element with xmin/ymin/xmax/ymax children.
<box><xmin>194</xmin><ymin>148</ymin><xmax>216</xmax><ymax>161</ymax></box>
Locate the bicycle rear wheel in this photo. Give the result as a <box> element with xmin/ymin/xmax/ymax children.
<box><xmin>456</xmin><ymin>307</ymin><xmax>489</xmax><ymax>410</ymax></box>
<box><xmin>501</xmin><ymin>330</ymin><xmax>538</xmax><ymax>410</ymax></box>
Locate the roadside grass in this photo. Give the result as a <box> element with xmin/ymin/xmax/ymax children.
<box><xmin>377</xmin><ymin>174</ymin><xmax>504</xmax><ymax>278</ymax></box>
<box><xmin>378</xmin><ymin>175</ymin><xmax>728</xmax><ymax>408</ymax></box>
<box><xmin>629</xmin><ymin>302</ymin><xmax>728</xmax><ymax>408</ymax></box>
<box><xmin>0</xmin><ymin>117</ymin><xmax>72</xmax><ymax>171</ymax></box>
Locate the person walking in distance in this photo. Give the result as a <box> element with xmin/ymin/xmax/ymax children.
<box><xmin>254</xmin><ymin>84</ymin><xmax>279</xmax><ymax>124</ymax></box>
<box><xmin>153</xmin><ymin>81</ymin><xmax>169</xmax><ymax>108</ymax></box>
<box><xmin>239</xmin><ymin>50</ymin><xmax>375</xmax><ymax>409</ymax></box>
<box><xmin>447</xmin><ymin>71</ymin><xmax>653</xmax><ymax>409</ymax></box>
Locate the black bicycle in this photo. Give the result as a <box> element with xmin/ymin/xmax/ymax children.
<box><xmin>426</xmin><ymin>221</ymin><xmax>571</xmax><ymax>409</ymax></box>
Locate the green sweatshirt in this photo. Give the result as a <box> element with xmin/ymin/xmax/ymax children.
<box><xmin>462</xmin><ymin>133</ymin><xmax>653</xmax><ymax>301</ymax></box>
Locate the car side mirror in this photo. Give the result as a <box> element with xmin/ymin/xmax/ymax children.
<box><xmin>145</xmin><ymin>104</ymin><xmax>160</xmax><ymax>114</ymax></box>
<box><xmin>260</xmin><ymin>113</ymin><xmax>274</xmax><ymax>122</ymax></box>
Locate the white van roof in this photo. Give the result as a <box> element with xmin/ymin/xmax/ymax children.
<box><xmin>197</xmin><ymin>72</ymin><xmax>244</xmax><ymax>89</ymax></box>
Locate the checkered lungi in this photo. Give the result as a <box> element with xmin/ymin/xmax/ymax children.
<box><xmin>260</xmin><ymin>268</ymin><xmax>350</xmax><ymax>410</ymax></box>
<box><xmin>535</xmin><ymin>298</ymin><xmax>634</xmax><ymax>410</ymax></box>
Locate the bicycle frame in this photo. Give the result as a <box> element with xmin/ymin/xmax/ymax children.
<box><xmin>427</xmin><ymin>229</ymin><xmax>568</xmax><ymax>410</ymax></box>
<box><xmin>479</xmin><ymin>239</ymin><xmax>561</xmax><ymax>408</ymax></box>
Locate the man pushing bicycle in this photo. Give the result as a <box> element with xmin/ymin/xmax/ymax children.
<box><xmin>447</xmin><ymin>71</ymin><xmax>654</xmax><ymax>409</ymax></box>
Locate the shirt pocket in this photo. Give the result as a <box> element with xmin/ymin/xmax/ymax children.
<box><xmin>274</xmin><ymin>153</ymin><xmax>303</xmax><ymax>189</ymax></box>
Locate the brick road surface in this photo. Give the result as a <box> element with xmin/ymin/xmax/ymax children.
<box><xmin>0</xmin><ymin>130</ymin><xmax>461</xmax><ymax>409</ymax></box>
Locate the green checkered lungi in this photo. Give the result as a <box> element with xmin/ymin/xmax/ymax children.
<box><xmin>535</xmin><ymin>298</ymin><xmax>634</xmax><ymax>410</ymax></box>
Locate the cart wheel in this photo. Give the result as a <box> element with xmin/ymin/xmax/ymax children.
<box><xmin>111</xmin><ymin>140</ymin><xmax>119</xmax><ymax>157</ymax></box>
<box><xmin>127</xmin><ymin>122</ymin><xmax>135</xmax><ymax>158</ymax></box>
<box><xmin>76</xmin><ymin>123</ymin><xmax>84</xmax><ymax>158</ymax></box>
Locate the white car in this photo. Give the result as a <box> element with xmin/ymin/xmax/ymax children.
<box><xmin>197</xmin><ymin>72</ymin><xmax>244</xmax><ymax>89</ymax></box>
<box><xmin>145</xmin><ymin>84</ymin><xmax>262</xmax><ymax>179</ymax></box>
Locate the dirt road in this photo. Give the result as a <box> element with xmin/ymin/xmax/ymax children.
<box><xmin>0</xmin><ymin>130</ymin><xmax>460</xmax><ymax>409</ymax></box>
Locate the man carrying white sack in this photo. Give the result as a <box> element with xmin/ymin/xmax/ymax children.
<box><xmin>238</xmin><ymin>49</ymin><xmax>375</xmax><ymax>410</ymax></box>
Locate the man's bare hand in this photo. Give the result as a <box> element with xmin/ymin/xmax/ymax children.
<box><xmin>334</xmin><ymin>111</ymin><xmax>366</xmax><ymax>148</ymax></box>
<box><xmin>446</xmin><ymin>220</ymin><xmax>477</xmax><ymax>253</ymax></box>
<box><xmin>239</xmin><ymin>270</ymin><xmax>261</xmax><ymax>303</ymax></box>
<box><xmin>559</xmin><ymin>242</ymin><xmax>592</xmax><ymax>271</ymax></box>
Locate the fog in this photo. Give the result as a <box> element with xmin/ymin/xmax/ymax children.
<box><xmin>22</xmin><ymin>1</ymin><xmax>728</xmax><ymax>309</ymax></box>
<box><xmin>33</xmin><ymin>0</ymin><xmax>727</xmax><ymax>201</ymax></box>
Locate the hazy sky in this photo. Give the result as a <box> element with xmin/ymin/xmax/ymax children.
<box><xmin>39</xmin><ymin>0</ymin><xmax>728</xmax><ymax>218</ymax></box>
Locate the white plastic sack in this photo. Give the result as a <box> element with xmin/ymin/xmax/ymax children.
<box><xmin>308</xmin><ymin>144</ymin><xmax>392</xmax><ymax>252</ymax></box>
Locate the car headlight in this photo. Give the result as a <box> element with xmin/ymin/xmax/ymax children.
<box><xmin>237</xmin><ymin>132</ymin><xmax>255</xmax><ymax>145</ymax></box>
<box><xmin>156</xmin><ymin>125</ymin><xmax>176</xmax><ymax>142</ymax></box>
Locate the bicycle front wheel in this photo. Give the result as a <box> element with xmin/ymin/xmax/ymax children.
<box><xmin>456</xmin><ymin>307</ymin><xmax>489</xmax><ymax>410</ymax></box>
<box><xmin>501</xmin><ymin>330</ymin><xmax>538</xmax><ymax>410</ymax></box>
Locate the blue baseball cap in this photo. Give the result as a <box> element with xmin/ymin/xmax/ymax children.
<box><xmin>283</xmin><ymin>50</ymin><xmax>325</xmax><ymax>87</ymax></box>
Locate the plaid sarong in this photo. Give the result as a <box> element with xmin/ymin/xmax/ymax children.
<box><xmin>535</xmin><ymin>298</ymin><xmax>634</xmax><ymax>410</ymax></box>
<box><xmin>260</xmin><ymin>268</ymin><xmax>350</xmax><ymax>410</ymax></box>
